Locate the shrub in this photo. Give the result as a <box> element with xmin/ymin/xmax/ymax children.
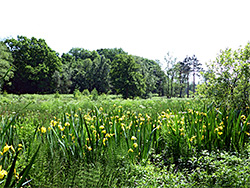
<box><xmin>73</xmin><ymin>89</ymin><xmax>81</xmax><ymax>100</ymax></box>
<box><xmin>54</xmin><ymin>91</ymin><xmax>60</xmax><ymax>99</ymax></box>
<box><xmin>91</xmin><ymin>88</ymin><xmax>98</xmax><ymax>101</ymax></box>
<box><xmin>82</xmin><ymin>89</ymin><xmax>90</xmax><ymax>96</ymax></box>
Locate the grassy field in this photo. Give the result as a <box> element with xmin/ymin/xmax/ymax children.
<box><xmin>0</xmin><ymin>94</ymin><xmax>250</xmax><ymax>187</ymax></box>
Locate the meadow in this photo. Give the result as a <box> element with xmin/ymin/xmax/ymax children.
<box><xmin>0</xmin><ymin>93</ymin><xmax>250</xmax><ymax>187</ymax></box>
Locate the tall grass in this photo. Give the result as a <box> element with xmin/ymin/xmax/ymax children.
<box><xmin>0</xmin><ymin>94</ymin><xmax>250</xmax><ymax>186</ymax></box>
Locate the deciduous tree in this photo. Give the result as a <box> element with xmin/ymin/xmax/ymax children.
<box><xmin>110</xmin><ymin>54</ymin><xmax>145</xmax><ymax>98</ymax></box>
<box><xmin>0</xmin><ymin>41</ymin><xmax>14</xmax><ymax>91</ymax></box>
<box><xmin>4</xmin><ymin>36</ymin><xmax>62</xmax><ymax>93</ymax></box>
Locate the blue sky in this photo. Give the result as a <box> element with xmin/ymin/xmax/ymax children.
<box><xmin>1</xmin><ymin>0</ymin><xmax>250</xmax><ymax>67</ymax></box>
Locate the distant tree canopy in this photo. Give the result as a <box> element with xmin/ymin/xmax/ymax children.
<box><xmin>111</xmin><ymin>54</ymin><xmax>145</xmax><ymax>98</ymax></box>
<box><xmin>1</xmin><ymin>35</ymin><xmax>206</xmax><ymax>98</ymax></box>
<box><xmin>59</xmin><ymin>47</ymin><xmax>165</xmax><ymax>98</ymax></box>
<box><xmin>0</xmin><ymin>41</ymin><xmax>14</xmax><ymax>91</ymax></box>
<box><xmin>4</xmin><ymin>36</ymin><xmax>62</xmax><ymax>94</ymax></box>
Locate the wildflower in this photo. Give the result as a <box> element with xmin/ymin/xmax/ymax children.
<box><xmin>157</xmin><ymin>120</ymin><xmax>162</xmax><ymax>125</ymax></box>
<box><xmin>179</xmin><ymin>127</ymin><xmax>184</xmax><ymax>132</ymax></box>
<box><xmin>241</xmin><ymin>115</ymin><xmax>246</xmax><ymax>120</ymax></box>
<box><xmin>65</xmin><ymin>122</ymin><xmax>70</xmax><ymax>126</ymax></box>
<box><xmin>99</xmin><ymin>125</ymin><xmax>105</xmax><ymax>130</ymax></box>
<box><xmin>101</xmin><ymin>130</ymin><xmax>106</xmax><ymax>134</ymax></box>
<box><xmin>140</xmin><ymin>117</ymin><xmax>145</xmax><ymax>121</ymax></box>
<box><xmin>58</xmin><ymin>125</ymin><xmax>65</xmax><ymax>131</ymax></box>
<box><xmin>218</xmin><ymin>126</ymin><xmax>223</xmax><ymax>130</ymax></box>
<box><xmin>203</xmin><ymin>125</ymin><xmax>206</xmax><ymax>129</ymax></box>
<box><xmin>190</xmin><ymin>136</ymin><xmax>196</xmax><ymax>142</ymax></box>
<box><xmin>156</xmin><ymin>125</ymin><xmax>161</xmax><ymax>130</ymax></box>
<box><xmin>41</xmin><ymin>126</ymin><xmax>46</xmax><ymax>133</ymax></box>
<box><xmin>50</xmin><ymin>120</ymin><xmax>57</xmax><ymax>126</ymax></box>
<box><xmin>99</xmin><ymin>107</ymin><xmax>103</xmax><ymax>111</ymax></box>
<box><xmin>218</xmin><ymin>132</ymin><xmax>223</xmax><ymax>135</ymax></box>
<box><xmin>245</xmin><ymin>131</ymin><xmax>250</xmax><ymax>136</ymax></box>
<box><xmin>105</xmin><ymin>133</ymin><xmax>111</xmax><ymax>138</ymax></box>
<box><xmin>87</xmin><ymin>146</ymin><xmax>92</xmax><ymax>151</ymax></box>
<box><xmin>133</xmin><ymin>143</ymin><xmax>138</xmax><ymax>148</ymax></box>
<box><xmin>14</xmin><ymin>168</ymin><xmax>19</xmax><ymax>179</ymax></box>
<box><xmin>131</xmin><ymin>136</ymin><xmax>137</xmax><ymax>141</ymax></box>
<box><xmin>62</xmin><ymin>135</ymin><xmax>65</xmax><ymax>139</ymax></box>
<box><xmin>3</xmin><ymin>144</ymin><xmax>10</xmax><ymax>153</ymax></box>
<box><xmin>103</xmin><ymin>138</ymin><xmax>108</xmax><ymax>146</ymax></box>
<box><xmin>128</xmin><ymin>148</ymin><xmax>134</xmax><ymax>153</ymax></box>
<box><xmin>74</xmin><ymin>114</ymin><xmax>78</xmax><ymax>118</ymax></box>
<box><xmin>118</xmin><ymin>105</ymin><xmax>122</xmax><ymax>109</ymax></box>
<box><xmin>201</xmin><ymin>135</ymin><xmax>204</xmax><ymax>140</ymax></box>
<box><xmin>0</xmin><ymin>166</ymin><xmax>7</xmax><ymax>179</ymax></box>
<box><xmin>146</xmin><ymin>114</ymin><xmax>151</xmax><ymax>119</ymax></box>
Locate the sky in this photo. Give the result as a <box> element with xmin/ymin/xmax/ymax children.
<box><xmin>1</xmin><ymin>0</ymin><xmax>250</xmax><ymax>68</ymax></box>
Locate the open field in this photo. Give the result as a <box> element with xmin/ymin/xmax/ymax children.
<box><xmin>0</xmin><ymin>94</ymin><xmax>250</xmax><ymax>187</ymax></box>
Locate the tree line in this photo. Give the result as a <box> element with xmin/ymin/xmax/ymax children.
<box><xmin>0</xmin><ymin>35</ymin><xmax>204</xmax><ymax>98</ymax></box>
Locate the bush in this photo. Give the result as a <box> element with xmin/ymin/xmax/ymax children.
<box><xmin>91</xmin><ymin>88</ymin><xmax>98</xmax><ymax>101</ymax></box>
<box><xmin>82</xmin><ymin>89</ymin><xmax>90</xmax><ymax>96</ymax></box>
<box><xmin>73</xmin><ymin>89</ymin><xmax>81</xmax><ymax>100</ymax></box>
<box><xmin>54</xmin><ymin>91</ymin><xmax>60</xmax><ymax>99</ymax></box>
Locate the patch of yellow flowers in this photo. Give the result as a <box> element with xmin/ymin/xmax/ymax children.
<box><xmin>0</xmin><ymin>143</ymin><xmax>23</xmax><ymax>179</ymax></box>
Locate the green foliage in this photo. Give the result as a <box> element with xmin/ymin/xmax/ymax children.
<box><xmin>185</xmin><ymin>149</ymin><xmax>250</xmax><ymax>187</ymax></box>
<box><xmin>91</xmin><ymin>88</ymin><xmax>98</xmax><ymax>101</ymax></box>
<box><xmin>54</xmin><ymin>91</ymin><xmax>60</xmax><ymax>99</ymax></box>
<box><xmin>111</xmin><ymin>54</ymin><xmax>146</xmax><ymax>99</ymax></box>
<box><xmin>73</xmin><ymin>89</ymin><xmax>81</xmax><ymax>100</ymax></box>
<box><xmin>3</xmin><ymin>90</ymin><xmax>8</xmax><ymax>97</ymax></box>
<box><xmin>197</xmin><ymin>43</ymin><xmax>250</xmax><ymax>109</ymax></box>
<box><xmin>0</xmin><ymin>42</ymin><xmax>14</xmax><ymax>91</ymax></box>
<box><xmin>63</xmin><ymin>48</ymin><xmax>111</xmax><ymax>94</ymax></box>
<box><xmin>4</xmin><ymin>36</ymin><xmax>62</xmax><ymax>94</ymax></box>
<box><xmin>1</xmin><ymin>94</ymin><xmax>250</xmax><ymax>187</ymax></box>
<box><xmin>96</xmin><ymin>48</ymin><xmax>128</xmax><ymax>63</ymax></box>
<box><xmin>82</xmin><ymin>89</ymin><xmax>90</xmax><ymax>96</ymax></box>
